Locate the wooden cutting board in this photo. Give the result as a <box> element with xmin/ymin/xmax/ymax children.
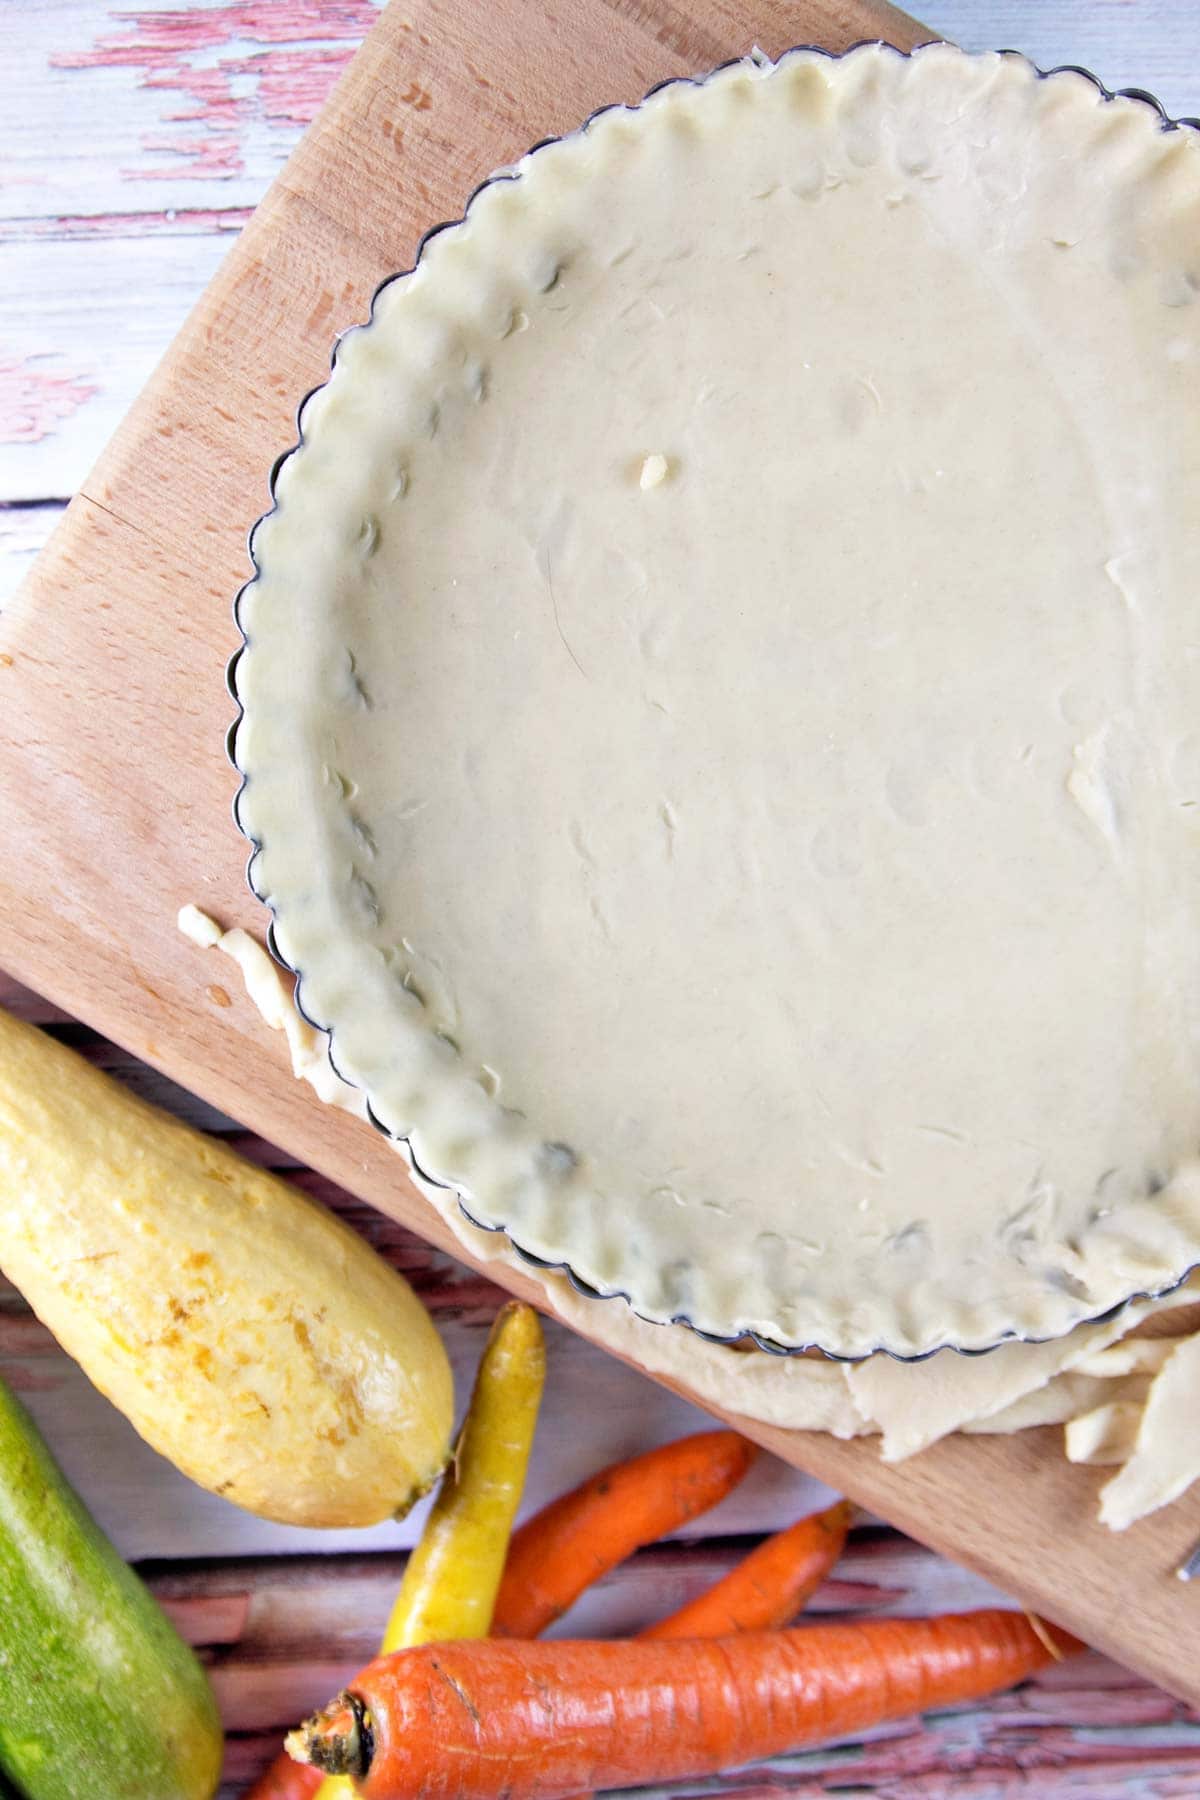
<box><xmin>3</xmin><ymin>0</ymin><xmax>1199</xmax><ymax>1706</ymax></box>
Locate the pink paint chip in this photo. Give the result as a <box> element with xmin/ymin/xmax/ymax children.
<box><xmin>50</xmin><ymin>3</ymin><xmax>380</xmax><ymax>183</ymax></box>
<box><xmin>0</xmin><ymin>354</ymin><xmax>99</xmax><ymax>446</ymax></box>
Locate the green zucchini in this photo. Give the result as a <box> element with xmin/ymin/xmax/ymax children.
<box><xmin>0</xmin><ymin>1374</ymin><xmax>222</xmax><ymax>1799</ymax></box>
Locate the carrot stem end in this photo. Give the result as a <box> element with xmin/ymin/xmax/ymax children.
<box><xmin>288</xmin><ymin>1691</ymin><xmax>372</xmax><ymax>1779</ymax></box>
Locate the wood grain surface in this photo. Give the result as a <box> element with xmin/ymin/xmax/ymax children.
<box><xmin>2</xmin><ymin>3</ymin><xmax>1200</xmax><ymax>1785</ymax></box>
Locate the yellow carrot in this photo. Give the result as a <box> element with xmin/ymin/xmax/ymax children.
<box><xmin>383</xmin><ymin>1299</ymin><xmax>545</xmax><ymax>1648</ymax></box>
<box><xmin>310</xmin><ymin>1300</ymin><xmax>545</xmax><ymax>1800</ymax></box>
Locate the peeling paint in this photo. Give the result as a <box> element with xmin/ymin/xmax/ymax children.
<box><xmin>1</xmin><ymin>207</ymin><xmax>253</xmax><ymax>242</ymax></box>
<box><xmin>0</xmin><ymin>354</ymin><xmax>98</xmax><ymax>445</ymax></box>
<box><xmin>50</xmin><ymin>3</ymin><xmax>382</xmax><ymax>181</ymax></box>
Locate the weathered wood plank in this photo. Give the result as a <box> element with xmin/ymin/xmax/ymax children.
<box><xmin>4</xmin><ymin>0</ymin><xmax>385</xmax><ymax>223</ymax></box>
<box><xmin>141</xmin><ymin>1544</ymin><xmax>1200</xmax><ymax>1796</ymax></box>
<box><xmin>0</xmin><ymin>961</ymin><xmax>71</xmax><ymax>1022</ymax></box>
<box><xmin>215</xmin><ymin>1727</ymin><xmax>1200</xmax><ymax>1800</ymax></box>
<box><xmin>0</xmin><ymin>231</ymin><xmax>232</xmax><ymax>501</ymax></box>
<box><xmin>3</xmin><ymin>0</ymin><xmax>1192</xmax><ymax>239</ymax></box>
<box><xmin>217</xmin><ymin>1747</ymin><xmax>1200</xmax><ymax>1800</ymax></box>
<box><xmin>0</xmin><ymin>504</ymin><xmax>63</xmax><ymax>609</ymax></box>
<box><xmin>146</xmin><ymin>1533</ymin><xmax>1013</xmax><ymax>1669</ymax></box>
<box><xmin>1</xmin><ymin>3</ymin><xmax>1194</xmax><ymax>511</ymax></box>
<box><xmin>922</xmin><ymin>0</ymin><xmax>1197</xmax><ymax>118</ymax></box>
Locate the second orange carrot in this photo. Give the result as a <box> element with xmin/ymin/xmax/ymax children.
<box><xmin>493</xmin><ymin>1429</ymin><xmax>756</xmax><ymax>1638</ymax></box>
<box><xmin>642</xmin><ymin>1498</ymin><xmax>852</xmax><ymax>1638</ymax></box>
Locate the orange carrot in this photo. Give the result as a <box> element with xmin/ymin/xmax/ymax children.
<box><xmin>252</xmin><ymin>1468</ymin><xmax>824</xmax><ymax>1798</ymax></box>
<box><xmin>252</xmin><ymin>1463</ymin><xmax>822</xmax><ymax>1799</ymax></box>
<box><xmin>241</xmin><ymin>1757</ymin><xmax>321</xmax><ymax>1799</ymax></box>
<box><xmin>492</xmin><ymin>1430</ymin><xmax>756</xmax><ymax>1637</ymax></box>
<box><xmin>290</xmin><ymin>1610</ymin><xmax>1081</xmax><ymax>1798</ymax></box>
<box><xmin>250</xmin><ymin>1420</ymin><xmax>748</xmax><ymax>1799</ymax></box>
<box><xmin>566</xmin><ymin>1499</ymin><xmax>854</xmax><ymax>1800</ymax></box>
<box><xmin>641</xmin><ymin>1498</ymin><xmax>852</xmax><ymax>1638</ymax></box>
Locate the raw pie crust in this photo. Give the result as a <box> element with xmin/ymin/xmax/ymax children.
<box><xmin>234</xmin><ymin>43</ymin><xmax>1200</xmax><ymax>1358</ymax></box>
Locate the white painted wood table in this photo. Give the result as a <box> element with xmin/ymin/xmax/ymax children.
<box><xmin>2</xmin><ymin>4</ymin><xmax>1198</xmax><ymax>1795</ymax></box>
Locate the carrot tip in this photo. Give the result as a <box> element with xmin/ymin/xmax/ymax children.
<box><xmin>287</xmin><ymin>1691</ymin><xmax>371</xmax><ymax>1779</ymax></box>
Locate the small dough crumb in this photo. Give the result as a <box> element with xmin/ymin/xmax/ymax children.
<box><xmin>1098</xmin><ymin>1335</ymin><xmax>1200</xmax><ymax>1530</ymax></box>
<box><xmin>639</xmin><ymin>453</ymin><xmax>670</xmax><ymax>490</ymax></box>
<box><xmin>177</xmin><ymin>904</ymin><xmax>222</xmax><ymax>949</ymax></box>
<box><xmin>1065</xmin><ymin>1399</ymin><xmax>1144</xmax><ymax>1467</ymax></box>
<box><xmin>177</xmin><ymin>904</ymin><xmax>365</xmax><ymax>1113</ymax></box>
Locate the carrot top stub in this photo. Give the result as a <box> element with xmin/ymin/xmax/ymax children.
<box><xmin>288</xmin><ymin>1609</ymin><xmax>1082</xmax><ymax>1800</ymax></box>
<box><xmin>297</xmin><ymin>1693</ymin><xmax>370</xmax><ymax>1780</ymax></box>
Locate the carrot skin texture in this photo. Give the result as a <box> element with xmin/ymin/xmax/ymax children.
<box><xmin>641</xmin><ymin>1499</ymin><xmax>852</xmax><ymax>1638</ymax></box>
<box><xmin>305</xmin><ymin>1612</ymin><xmax>1080</xmax><ymax>1800</ymax></box>
<box><xmin>570</xmin><ymin>1501</ymin><xmax>852</xmax><ymax>1800</ymax></box>
<box><xmin>492</xmin><ymin>1430</ymin><xmax>756</xmax><ymax>1637</ymax></box>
